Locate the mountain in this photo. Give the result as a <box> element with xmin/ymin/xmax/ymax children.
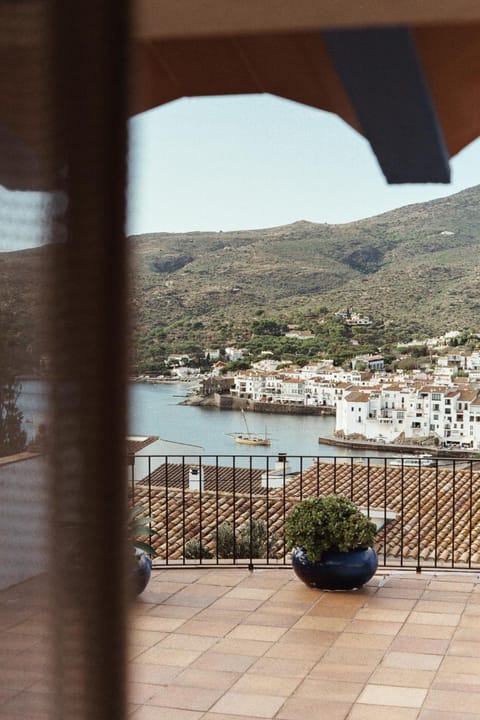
<box><xmin>2</xmin><ymin>185</ymin><xmax>480</xmax><ymax>370</ymax></box>
<box><xmin>130</xmin><ymin>185</ymin><xmax>480</xmax><ymax>353</ymax></box>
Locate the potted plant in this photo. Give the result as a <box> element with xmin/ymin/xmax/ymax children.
<box><xmin>128</xmin><ymin>505</ymin><xmax>158</xmax><ymax>596</ymax></box>
<box><xmin>284</xmin><ymin>494</ymin><xmax>378</xmax><ymax>590</ymax></box>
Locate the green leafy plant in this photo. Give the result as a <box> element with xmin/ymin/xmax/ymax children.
<box><xmin>184</xmin><ymin>538</ymin><xmax>213</xmax><ymax>559</ymax></box>
<box><xmin>128</xmin><ymin>505</ymin><xmax>158</xmax><ymax>557</ymax></box>
<box><xmin>284</xmin><ymin>495</ymin><xmax>377</xmax><ymax>562</ymax></box>
<box><xmin>216</xmin><ymin>519</ymin><xmax>277</xmax><ymax>559</ymax></box>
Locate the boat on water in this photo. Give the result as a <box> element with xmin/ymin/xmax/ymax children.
<box><xmin>227</xmin><ymin>409</ymin><xmax>271</xmax><ymax>447</ymax></box>
<box><xmin>389</xmin><ymin>454</ymin><xmax>435</xmax><ymax>467</ymax></box>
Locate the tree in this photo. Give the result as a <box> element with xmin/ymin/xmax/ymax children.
<box><xmin>0</xmin><ymin>322</ymin><xmax>27</xmax><ymax>457</ymax></box>
<box><xmin>0</xmin><ymin>369</ymin><xmax>26</xmax><ymax>457</ymax></box>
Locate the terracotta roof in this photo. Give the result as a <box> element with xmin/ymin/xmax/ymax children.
<box><xmin>127</xmin><ymin>436</ymin><xmax>159</xmax><ymax>455</ymax></box>
<box><xmin>344</xmin><ymin>391</ymin><xmax>370</xmax><ymax>402</ymax></box>
<box><xmin>139</xmin><ymin>462</ymin><xmax>265</xmax><ymax>495</ymax></box>
<box><xmin>458</xmin><ymin>389</ymin><xmax>479</xmax><ymax>402</ymax></box>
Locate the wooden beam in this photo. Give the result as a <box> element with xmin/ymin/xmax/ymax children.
<box><xmin>323</xmin><ymin>27</ymin><xmax>450</xmax><ymax>183</ymax></box>
<box><xmin>134</xmin><ymin>0</ymin><xmax>480</xmax><ymax>40</ymax></box>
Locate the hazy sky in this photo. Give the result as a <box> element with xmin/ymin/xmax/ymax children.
<box><xmin>2</xmin><ymin>92</ymin><xmax>479</xmax><ymax>251</ymax></box>
<box><xmin>128</xmin><ymin>93</ymin><xmax>480</xmax><ymax>236</ymax></box>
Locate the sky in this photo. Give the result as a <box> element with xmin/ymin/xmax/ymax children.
<box><xmin>127</xmin><ymin>93</ymin><xmax>480</xmax><ymax>236</ymax></box>
<box><xmin>2</xmin><ymin>92</ymin><xmax>480</xmax><ymax>251</ymax></box>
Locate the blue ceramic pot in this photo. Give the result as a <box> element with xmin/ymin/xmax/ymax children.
<box><xmin>291</xmin><ymin>546</ymin><xmax>377</xmax><ymax>590</ymax></box>
<box><xmin>133</xmin><ymin>549</ymin><xmax>152</xmax><ymax>596</ymax></box>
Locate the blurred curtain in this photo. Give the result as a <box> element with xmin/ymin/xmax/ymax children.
<box><xmin>0</xmin><ymin>2</ymin><xmax>129</xmax><ymax>719</ymax></box>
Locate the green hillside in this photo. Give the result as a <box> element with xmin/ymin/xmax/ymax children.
<box><xmin>130</xmin><ymin>185</ymin><xmax>480</xmax><ymax>367</ymax></box>
<box><xmin>1</xmin><ymin>185</ymin><xmax>480</xmax><ymax>372</ymax></box>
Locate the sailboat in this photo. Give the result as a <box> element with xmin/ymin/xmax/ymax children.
<box><xmin>227</xmin><ymin>409</ymin><xmax>271</xmax><ymax>446</ymax></box>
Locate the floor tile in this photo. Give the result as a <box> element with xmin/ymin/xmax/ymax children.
<box><xmin>276</xmin><ymin>696</ymin><xmax>352</xmax><ymax>719</ymax></box>
<box><xmin>129</xmin><ymin>661</ymin><xmax>181</xmax><ymax>685</ymax></box>
<box><xmin>370</xmin><ymin>666</ymin><xmax>435</xmax><ymax>689</ymax></box>
<box><xmin>243</xmin><ymin>612</ymin><xmax>298</xmax><ymax>628</ymax></box>
<box><xmin>423</xmin><ymin>688</ymin><xmax>480</xmax><ymax>714</ymax></box>
<box><xmin>294</xmin><ymin>677</ymin><xmax>363</xmax><ymax>702</ymax></box>
<box><xmin>174</xmin><ymin>619</ymin><xmax>239</xmax><ymax>637</ymax></box>
<box><xmin>419</xmin><ymin>712</ymin><xmax>480</xmax><ymax>720</ymax></box>
<box><xmin>398</xmin><ymin>623</ymin><xmax>454</xmax><ymax>640</ymax></box>
<box><xmin>172</xmin><ymin>668</ymin><xmax>240</xmax><ymax>690</ymax></box>
<box><xmin>333</xmin><ymin>632</ymin><xmax>392</xmax><ymax>650</ymax></box>
<box><xmin>292</xmin><ymin>615</ymin><xmax>349</xmax><ymax>632</ymax></box>
<box><xmin>230</xmin><ymin>672</ymin><xmax>301</xmax><ymax>697</ymax></box>
<box><xmin>354</xmin><ymin>608</ymin><xmax>410</xmax><ymax>623</ymax></box>
<box><xmin>130</xmin><ymin>707</ymin><xmax>202</xmax><ymax>720</ymax></box>
<box><xmin>428</xmin><ymin>580</ymin><xmax>474</xmax><ymax>593</ymax></box>
<box><xmin>447</xmin><ymin>640</ymin><xmax>480</xmax><ymax>657</ymax></box>
<box><xmin>265</xmin><ymin>641</ymin><xmax>327</xmax><ymax>661</ymax></box>
<box><xmin>440</xmin><ymin>655</ymin><xmax>480</xmax><ymax>674</ymax></box>
<box><xmin>127</xmin><ymin>682</ymin><xmax>162</xmax><ymax>704</ymax></box>
<box><xmin>349</xmin><ymin>706</ymin><xmax>419</xmax><ymax>719</ymax></box>
<box><xmin>414</xmin><ymin>600</ymin><xmax>466</xmax><ymax>614</ymax></box>
<box><xmin>382</xmin><ymin>651</ymin><xmax>443</xmax><ymax>671</ymax></box>
<box><xmin>279</xmin><ymin>628</ymin><xmax>339</xmax><ymax>645</ymax></box>
<box><xmin>157</xmin><ymin>632</ymin><xmax>218</xmax><ymax>652</ymax></box>
<box><xmin>135</xmin><ymin>646</ymin><xmax>203</xmax><ymax>667</ymax></box>
<box><xmin>129</xmin><ymin>630</ymin><xmax>168</xmax><ymax>648</ymax></box>
<box><xmin>348</xmin><ymin>620</ymin><xmax>403</xmax><ymax>635</ymax></box>
<box><xmin>226</xmin><ymin>624</ymin><xmax>287</xmax><ymax>642</ymax></box>
<box><xmin>212</xmin><ymin>638</ymin><xmax>272</xmax><ymax>656</ymax></box>
<box><xmin>147</xmin><ymin>684</ymin><xmax>224</xmax><ymax>711</ymax></box>
<box><xmin>247</xmin><ymin>656</ymin><xmax>316</xmax><ymax>679</ymax></box>
<box><xmin>210</xmin><ymin>690</ymin><xmax>285</xmax><ymax>718</ymax></box>
<box><xmin>308</xmin><ymin>662</ymin><xmax>373</xmax><ymax>684</ymax></box>
<box><xmin>408</xmin><ymin>611</ymin><xmax>461</xmax><ymax>626</ymax></box>
<box><xmin>321</xmin><ymin>646</ymin><xmax>385</xmax><ymax>668</ymax></box>
<box><xmin>389</xmin><ymin>635</ymin><xmax>449</xmax><ymax>654</ymax></box>
<box><xmin>358</xmin><ymin>684</ymin><xmax>427</xmax><ymax>708</ymax></box>
<box><xmin>192</xmin><ymin>652</ymin><xmax>256</xmax><ymax>673</ymax></box>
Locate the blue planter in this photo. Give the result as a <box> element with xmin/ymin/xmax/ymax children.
<box><xmin>291</xmin><ymin>546</ymin><xmax>377</xmax><ymax>590</ymax></box>
<box><xmin>133</xmin><ymin>549</ymin><xmax>152</xmax><ymax>596</ymax></box>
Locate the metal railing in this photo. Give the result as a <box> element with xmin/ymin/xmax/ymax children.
<box><xmin>128</xmin><ymin>453</ymin><xmax>480</xmax><ymax>572</ymax></box>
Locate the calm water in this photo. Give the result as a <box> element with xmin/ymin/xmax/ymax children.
<box><xmin>128</xmin><ymin>381</ymin><xmax>337</xmax><ymax>458</ymax></box>
<box><xmin>19</xmin><ymin>380</ymin><xmax>388</xmax><ymax>462</ymax></box>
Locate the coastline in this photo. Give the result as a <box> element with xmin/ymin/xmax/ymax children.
<box><xmin>319</xmin><ymin>435</ymin><xmax>478</xmax><ymax>458</ymax></box>
<box><xmin>182</xmin><ymin>393</ymin><xmax>335</xmax><ymax>415</ymax></box>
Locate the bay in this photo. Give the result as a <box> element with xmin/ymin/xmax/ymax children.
<box><xmin>128</xmin><ymin>382</ymin><xmax>390</xmax><ymax>464</ymax></box>
<box><xmin>18</xmin><ymin>380</ymin><xmax>387</xmax><ymax>463</ymax></box>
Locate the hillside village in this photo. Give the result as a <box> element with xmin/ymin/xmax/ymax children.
<box><xmin>227</xmin><ymin>349</ymin><xmax>480</xmax><ymax>450</ymax></box>
<box><xmin>138</xmin><ymin>328</ymin><xmax>480</xmax><ymax>452</ymax></box>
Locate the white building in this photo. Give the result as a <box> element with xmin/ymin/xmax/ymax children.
<box><xmin>225</xmin><ymin>346</ymin><xmax>246</xmax><ymax>361</ymax></box>
<box><xmin>336</xmin><ymin>382</ymin><xmax>480</xmax><ymax>449</ymax></box>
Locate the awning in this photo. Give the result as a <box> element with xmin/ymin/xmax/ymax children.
<box><xmin>132</xmin><ymin>1</ymin><xmax>480</xmax><ymax>184</ymax></box>
<box><xmin>2</xmin><ymin>1</ymin><xmax>480</xmax><ymax>189</ymax></box>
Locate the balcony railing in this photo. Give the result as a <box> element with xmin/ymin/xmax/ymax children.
<box><xmin>128</xmin><ymin>453</ymin><xmax>480</xmax><ymax>573</ymax></box>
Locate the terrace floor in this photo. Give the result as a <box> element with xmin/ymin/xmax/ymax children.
<box><xmin>2</xmin><ymin>568</ymin><xmax>480</xmax><ymax>719</ymax></box>
<box><xmin>128</xmin><ymin>567</ymin><xmax>480</xmax><ymax>720</ymax></box>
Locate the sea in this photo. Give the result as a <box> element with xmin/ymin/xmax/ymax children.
<box><xmin>18</xmin><ymin>379</ymin><xmax>389</xmax><ymax>464</ymax></box>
